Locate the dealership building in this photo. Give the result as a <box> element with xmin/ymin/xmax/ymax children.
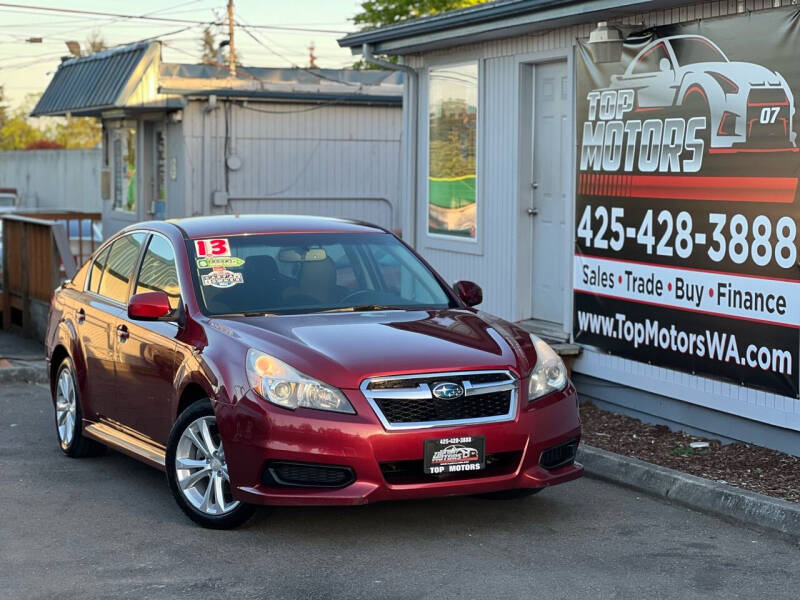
<box><xmin>340</xmin><ymin>0</ymin><xmax>800</xmax><ymax>455</ymax></box>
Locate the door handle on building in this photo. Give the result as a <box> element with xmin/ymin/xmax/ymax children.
<box><xmin>526</xmin><ymin>207</ymin><xmax>539</xmax><ymax>216</ymax></box>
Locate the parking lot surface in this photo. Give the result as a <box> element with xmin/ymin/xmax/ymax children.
<box><xmin>1</xmin><ymin>383</ymin><xmax>798</xmax><ymax>600</ymax></box>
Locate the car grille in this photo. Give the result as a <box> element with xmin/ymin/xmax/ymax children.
<box><xmin>746</xmin><ymin>87</ymin><xmax>791</xmax><ymax>148</ymax></box>
<box><xmin>361</xmin><ymin>370</ymin><xmax>517</xmax><ymax>430</ymax></box>
<box><xmin>380</xmin><ymin>451</ymin><xmax>522</xmax><ymax>485</ymax></box>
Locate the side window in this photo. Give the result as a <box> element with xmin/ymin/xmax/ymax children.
<box><xmin>632</xmin><ymin>43</ymin><xmax>669</xmax><ymax>74</ymax></box>
<box><xmin>98</xmin><ymin>233</ymin><xmax>146</xmax><ymax>303</ymax></box>
<box><xmin>135</xmin><ymin>235</ymin><xmax>181</xmax><ymax>310</ymax></box>
<box><xmin>88</xmin><ymin>246</ymin><xmax>110</xmax><ymax>293</ymax></box>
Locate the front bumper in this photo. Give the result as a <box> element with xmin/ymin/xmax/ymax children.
<box><xmin>216</xmin><ymin>383</ymin><xmax>582</xmax><ymax>506</ymax></box>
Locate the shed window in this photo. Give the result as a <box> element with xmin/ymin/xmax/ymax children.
<box><xmin>428</xmin><ymin>63</ymin><xmax>478</xmax><ymax>239</ymax></box>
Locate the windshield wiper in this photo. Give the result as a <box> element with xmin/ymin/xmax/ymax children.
<box><xmin>318</xmin><ymin>304</ymin><xmax>409</xmax><ymax>314</ymax></box>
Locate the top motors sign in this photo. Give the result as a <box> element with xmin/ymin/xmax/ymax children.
<box><xmin>573</xmin><ymin>9</ymin><xmax>800</xmax><ymax>397</ymax></box>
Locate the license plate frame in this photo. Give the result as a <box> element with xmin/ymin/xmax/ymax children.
<box><xmin>423</xmin><ymin>435</ymin><xmax>486</xmax><ymax>475</ymax></box>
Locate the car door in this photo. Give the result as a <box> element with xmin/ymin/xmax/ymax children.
<box><xmin>114</xmin><ymin>233</ymin><xmax>182</xmax><ymax>446</ymax></box>
<box><xmin>87</xmin><ymin>232</ymin><xmax>147</xmax><ymax>430</ymax></box>
<box><xmin>75</xmin><ymin>244</ymin><xmax>120</xmax><ymax>422</ymax></box>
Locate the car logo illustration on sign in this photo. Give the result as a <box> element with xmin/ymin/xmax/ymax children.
<box><xmin>431</xmin><ymin>444</ymin><xmax>479</xmax><ymax>465</ymax></box>
<box><xmin>431</xmin><ymin>382</ymin><xmax>464</xmax><ymax>400</ymax></box>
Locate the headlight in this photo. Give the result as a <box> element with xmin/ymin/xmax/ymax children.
<box><xmin>245</xmin><ymin>349</ymin><xmax>355</xmax><ymax>414</ymax></box>
<box><xmin>527</xmin><ymin>334</ymin><xmax>568</xmax><ymax>401</ymax></box>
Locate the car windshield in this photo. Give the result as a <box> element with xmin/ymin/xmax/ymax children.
<box><xmin>670</xmin><ymin>37</ymin><xmax>727</xmax><ymax>66</ymax></box>
<box><xmin>189</xmin><ymin>232</ymin><xmax>455</xmax><ymax>316</ymax></box>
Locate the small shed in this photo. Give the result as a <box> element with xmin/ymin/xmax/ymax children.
<box><xmin>32</xmin><ymin>42</ymin><xmax>403</xmax><ymax>237</ymax></box>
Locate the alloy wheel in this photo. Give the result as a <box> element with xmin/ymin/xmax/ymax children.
<box><xmin>175</xmin><ymin>416</ymin><xmax>240</xmax><ymax>516</ymax></box>
<box><xmin>55</xmin><ymin>367</ymin><xmax>76</xmax><ymax>448</ymax></box>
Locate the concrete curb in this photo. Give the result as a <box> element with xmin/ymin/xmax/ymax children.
<box><xmin>0</xmin><ymin>362</ymin><xmax>48</xmax><ymax>385</ymax></box>
<box><xmin>577</xmin><ymin>444</ymin><xmax>800</xmax><ymax>540</ymax></box>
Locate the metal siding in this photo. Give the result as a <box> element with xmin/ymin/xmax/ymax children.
<box><xmin>407</xmin><ymin>0</ymin><xmax>800</xmax><ymax>434</ymax></box>
<box><xmin>0</xmin><ymin>149</ymin><xmax>101</xmax><ymax>212</ymax></box>
<box><xmin>180</xmin><ymin>101</ymin><xmax>402</xmax><ymax>230</ymax></box>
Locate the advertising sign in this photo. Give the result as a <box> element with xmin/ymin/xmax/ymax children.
<box><xmin>574</xmin><ymin>9</ymin><xmax>800</xmax><ymax>396</ymax></box>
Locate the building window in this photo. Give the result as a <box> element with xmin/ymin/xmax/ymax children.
<box><xmin>113</xmin><ymin>128</ymin><xmax>137</xmax><ymax>213</ymax></box>
<box><xmin>428</xmin><ymin>63</ymin><xmax>478</xmax><ymax>239</ymax></box>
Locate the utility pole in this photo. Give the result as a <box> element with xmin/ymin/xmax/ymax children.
<box><xmin>227</xmin><ymin>0</ymin><xmax>236</xmax><ymax>76</ymax></box>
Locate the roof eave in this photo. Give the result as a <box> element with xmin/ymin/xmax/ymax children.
<box><xmin>340</xmin><ymin>0</ymin><xmax>691</xmax><ymax>55</ymax></box>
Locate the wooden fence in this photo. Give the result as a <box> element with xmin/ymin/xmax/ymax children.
<box><xmin>1</xmin><ymin>211</ymin><xmax>101</xmax><ymax>336</ymax></box>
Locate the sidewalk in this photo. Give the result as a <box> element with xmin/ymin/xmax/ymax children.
<box><xmin>0</xmin><ymin>329</ymin><xmax>47</xmax><ymax>384</ymax></box>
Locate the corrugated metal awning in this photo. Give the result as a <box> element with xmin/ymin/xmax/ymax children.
<box><xmin>31</xmin><ymin>42</ymin><xmax>154</xmax><ymax>117</ymax></box>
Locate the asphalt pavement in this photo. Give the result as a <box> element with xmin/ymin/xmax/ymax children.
<box><xmin>1</xmin><ymin>383</ymin><xmax>798</xmax><ymax>600</ymax></box>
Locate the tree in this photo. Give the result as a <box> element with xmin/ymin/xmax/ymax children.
<box><xmin>0</xmin><ymin>107</ymin><xmax>46</xmax><ymax>151</ymax></box>
<box><xmin>353</xmin><ymin>0</ymin><xmax>488</xmax><ymax>29</ymax></box>
<box><xmin>0</xmin><ymin>85</ymin><xmax>8</xmax><ymax>127</ymax></box>
<box><xmin>0</xmin><ymin>93</ymin><xmax>100</xmax><ymax>151</ymax></box>
<box><xmin>51</xmin><ymin>116</ymin><xmax>101</xmax><ymax>149</ymax></box>
<box><xmin>200</xmin><ymin>26</ymin><xmax>216</xmax><ymax>64</ymax></box>
<box><xmin>351</xmin><ymin>0</ymin><xmax>486</xmax><ymax>68</ymax></box>
<box><xmin>83</xmin><ymin>30</ymin><xmax>108</xmax><ymax>56</ymax></box>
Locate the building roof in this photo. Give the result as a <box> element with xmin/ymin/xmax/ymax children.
<box><xmin>31</xmin><ymin>42</ymin><xmax>156</xmax><ymax>117</ymax></box>
<box><xmin>338</xmin><ymin>0</ymin><xmax>688</xmax><ymax>54</ymax></box>
<box><xmin>162</xmin><ymin>214</ymin><xmax>386</xmax><ymax>239</ymax></box>
<box><xmin>32</xmin><ymin>41</ymin><xmax>403</xmax><ymax>118</ymax></box>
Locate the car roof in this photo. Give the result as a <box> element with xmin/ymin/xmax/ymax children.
<box><xmin>156</xmin><ymin>214</ymin><xmax>388</xmax><ymax>239</ymax></box>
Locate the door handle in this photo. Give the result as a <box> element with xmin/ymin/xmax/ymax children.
<box><xmin>76</xmin><ymin>308</ymin><xmax>85</xmax><ymax>323</ymax></box>
<box><xmin>526</xmin><ymin>207</ymin><xmax>539</xmax><ymax>216</ymax></box>
<box><xmin>116</xmin><ymin>324</ymin><xmax>129</xmax><ymax>341</ymax></box>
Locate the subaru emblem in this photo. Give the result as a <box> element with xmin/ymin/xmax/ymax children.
<box><xmin>431</xmin><ymin>382</ymin><xmax>464</xmax><ymax>400</ymax></box>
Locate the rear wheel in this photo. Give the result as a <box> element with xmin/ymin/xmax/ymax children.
<box><xmin>166</xmin><ymin>400</ymin><xmax>255</xmax><ymax>529</ymax></box>
<box><xmin>473</xmin><ymin>488</ymin><xmax>543</xmax><ymax>500</ymax></box>
<box><xmin>53</xmin><ymin>357</ymin><xmax>105</xmax><ymax>457</ymax></box>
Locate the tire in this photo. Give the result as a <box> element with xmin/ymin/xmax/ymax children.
<box><xmin>166</xmin><ymin>399</ymin><xmax>255</xmax><ymax>529</ymax></box>
<box><xmin>53</xmin><ymin>357</ymin><xmax>105</xmax><ymax>458</ymax></box>
<box><xmin>473</xmin><ymin>488</ymin><xmax>543</xmax><ymax>500</ymax></box>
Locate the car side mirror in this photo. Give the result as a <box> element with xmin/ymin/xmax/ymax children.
<box><xmin>453</xmin><ymin>280</ymin><xmax>483</xmax><ymax>307</ymax></box>
<box><xmin>128</xmin><ymin>291</ymin><xmax>174</xmax><ymax>321</ymax></box>
<box><xmin>659</xmin><ymin>57</ymin><xmax>672</xmax><ymax>72</ymax></box>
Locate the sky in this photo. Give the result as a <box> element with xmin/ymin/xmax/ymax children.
<box><xmin>0</xmin><ymin>0</ymin><xmax>364</xmax><ymax>110</ymax></box>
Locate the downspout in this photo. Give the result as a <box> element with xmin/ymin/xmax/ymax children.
<box><xmin>362</xmin><ymin>43</ymin><xmax>418</xmax><ymax>246</ymax></box>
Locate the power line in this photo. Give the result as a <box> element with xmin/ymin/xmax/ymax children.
<box><xmin>0</xmin><ymin>3</ymin><xmax>351</xmax><ymax>34</ymax></box>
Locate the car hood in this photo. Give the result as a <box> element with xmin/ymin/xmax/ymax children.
<box><xmin>214</xmin><ymin>309</ymin><xmax>536</xmax><ymax>389</ymax></box>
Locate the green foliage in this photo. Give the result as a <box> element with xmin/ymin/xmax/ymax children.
<box><xmin>353</xmin><ymin>0</ymin><xmax>487</xmax><ymax>29</ymax></box>
<box><xmin>0</xmin><ymin>95</ymin><xmax>100</xmax><ymax>151</ymax></box>
<box><xmin>351</xmin><ymin>0</ymin><xmax>487</xmax><ymax>67</ymax></box>
<box><xmin>200</xmin><ymin>26</ymin><xmax>217</xmax><ymax>64</ymax></box>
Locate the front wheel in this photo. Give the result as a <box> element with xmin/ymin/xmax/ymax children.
<box><xmin>166</xmin><ymin>400</ymin><xmax>255</xmax><ymax>529</ymax></box>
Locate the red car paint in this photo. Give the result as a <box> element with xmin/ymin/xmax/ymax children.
<box><xmin>45</xmin><ymin>215</ymin><xmax>582</xmax><ymax>506</ymax></box>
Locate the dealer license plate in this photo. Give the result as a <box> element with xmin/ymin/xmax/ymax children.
<box><xmin>424</xmin><ymin>436</ymin><xmax>485</xmax><ymax>475</ymax></box>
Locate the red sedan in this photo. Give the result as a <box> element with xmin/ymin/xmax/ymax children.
<box><xmin>45</xmin><ymin>215</ymin><xmax>582</xmax><ymax>528</ymax></box>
